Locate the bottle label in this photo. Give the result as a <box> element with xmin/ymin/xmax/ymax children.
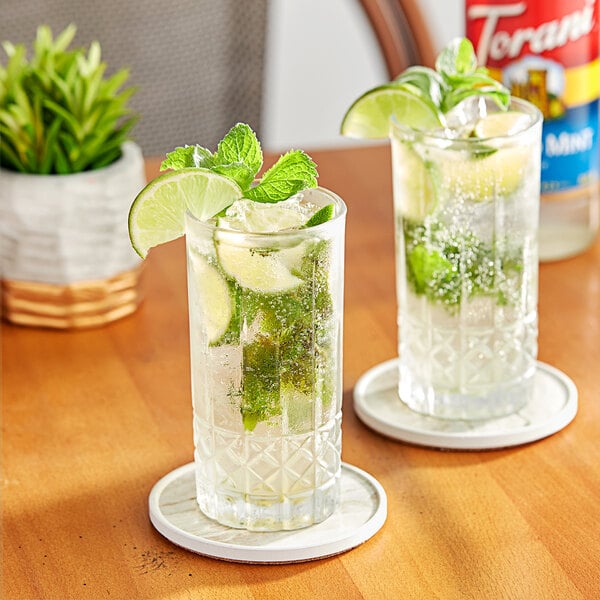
<box><xmin>466</xmin><ymin>0</ymin><xmax>599</xmax><ymax>195</ymax></box>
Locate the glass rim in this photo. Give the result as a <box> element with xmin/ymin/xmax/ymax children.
<box><xmin>185</xmin><ymin>185</ymin><xmax>347</xmax><ymax>238</ymax></box>
<box><xmin>390</xmin><ymin>96</ymin><xmax>543</xmax><ymax>144</ymax></box>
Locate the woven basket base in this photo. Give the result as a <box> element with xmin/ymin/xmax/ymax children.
<box><xmin>2</xmin><ymin>266</ymin><xmax>144</xmax><ymax>329</ymax></box>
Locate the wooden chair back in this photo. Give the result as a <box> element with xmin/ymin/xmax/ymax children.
<box><xmin>358</xmin><ymin>0</ymin><xmax>437</xmax><ymax>77</ymax></box>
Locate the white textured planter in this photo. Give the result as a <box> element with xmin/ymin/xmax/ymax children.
<box><xmin>0</xmin><ymin>142</ymin><xmax>146</xmax><ymax>328</ymax></box>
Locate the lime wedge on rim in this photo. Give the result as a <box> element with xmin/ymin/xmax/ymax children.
<box><xmin>128</xmin><ymin>168</ymin><xmax>242</xmax><ymax>258</ymax></box>
<box><xmin>341</xmin><ymin>84</ymin><xmax>441</xmax><ymax>139</ymax></box>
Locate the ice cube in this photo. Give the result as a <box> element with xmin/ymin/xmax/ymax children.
<box><xmin>220</xmin><ymin>197</ymin><xmax>312</xmax><ymax>233</ymax></box>
<box><xmin>443</xmin><ymin>97</ymin><xmax>487</xmax><ymax>138</ymax></box>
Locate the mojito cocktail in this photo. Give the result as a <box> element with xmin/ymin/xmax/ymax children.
<box><xmin>187</xmin><ymin>189</ymin><xmax>345</xmax><ymax>530</ymax></box>
<box><xmin>128</xmin><ymin>124</ymin><xmax>346</xmax><ymax>530</ymax></box>
<box><xmin>342</xmin><ymin>38</ymin><xmax>543</xmax><ymax>420</ymax></box>
<box><xmin>392</xmin><ymin>99</ymin><xmax>542</xmax><ymax>419</ymax></box>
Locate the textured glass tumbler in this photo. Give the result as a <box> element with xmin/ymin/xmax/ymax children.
<box><xmin>391</xmin><ymin>98</ymin><xmax>543</xmax><ymax>420</ymax></box>
<box><xmin>185</xmin><ymin>188</ymin><xmax>346</xmax><ymax>531</ymax></box>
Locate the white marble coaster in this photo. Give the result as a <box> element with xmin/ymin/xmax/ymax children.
<box><xmin>148</xmin><ymin>462</ymin><xmax>386</xmax><ymax>563</ymax></box>
<box><xmin>353</xmin><ymin>359</ymin><xmax>577</xmax><ymax>450</ymax></box>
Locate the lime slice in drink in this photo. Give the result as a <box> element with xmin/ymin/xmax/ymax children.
<box><xmin>128</xmin><ymin>168</ymin><xmax>242</xmax><ymax>258</ymax></box>
<box><xmin>436</xmin><ymin>146</ymin><xmax>532</xmax><ymax>200</ymax></box>
<box><xmin>341</xmin><ymin>84</ymin><xmax>441</xmax><ymax>138</ymax></box>
<box><xmin>392</xmin><ymin>141</ymin><xmax>436</xmax><ymax>221</ymax></box>
<box><xmin>217</xmin><ymin>199</ymin><xmax>309</xmax><ymax>287</ymax></box>
<box><xmin>474</xmin><ymin>111</ymin><xmax>532</xmax><ymax>138</ymax></box>
<box><xmin>216</xmin><ymin>243</ymin><xmax>303</xmax><ymax>293</ymax></box>
<box><xmin>189</xmin><ymin>253</ymin><xmax>234</xmax><ymax>344</ymax></box>
<box><xmin>434</xmin><ymin>111</ymin><xmax>535</xmax><ymax>200</ymax></box>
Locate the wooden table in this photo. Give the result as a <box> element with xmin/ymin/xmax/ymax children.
<box><xmin>3</xmin><ymin>145</ymin><xmax>600</xmax><ymax>599</ymax></box>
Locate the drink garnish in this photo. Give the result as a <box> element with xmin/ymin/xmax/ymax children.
<box><xmin>341</xmin><ymin>38</ymin><xmax>510</xmax><ymax>138</ymax></box>
<box><xmin>129</xmin><ymin>168</ymin><xmax>242</xmax><ymax>259</ymax></box>
<box><xmin>129</xmin><ymin>123</ymin><xmax>324</xmax><ymax>259</ymax></box>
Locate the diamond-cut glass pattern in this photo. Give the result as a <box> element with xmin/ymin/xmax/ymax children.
<box><xmin>194</xmin><ymin>412</ymin><xmax>341</xmax><ymax>530</ymax></box>
<box><xmin>399</xmin><ymin>295</ymin><xmax>537</xmax><ymax>419</ymax></box>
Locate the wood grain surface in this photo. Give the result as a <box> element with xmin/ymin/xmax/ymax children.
<box><xmin>3</xmin><ymin>145</ymin><xmax>599</xmax><ymax>599</ymax></box>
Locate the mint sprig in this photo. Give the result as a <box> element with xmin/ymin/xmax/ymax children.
<box><xmin>212</xmin><ymin>123</ymin><xmax>263</xmax><ymax>190</ymax></box>
<box><xmin>392</xmin><ymin>38</ymin><xmax>510</xmax><ymax>124</ymax></box>
<box><xmin>160</xmin><ymin>123</ymin><xmax>320</xmax><ymax>210</ymax></box>
<box><xmin>435</xmin><ymin>38</ymin><xmax>510</xmax><ymax>113</ymax></box>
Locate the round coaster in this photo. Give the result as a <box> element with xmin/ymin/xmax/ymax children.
<box><xmin>148</xmin><ymin>462</ymin><xmax>387</xmax><ymax>563</ymax></box>
<box><xmin>353</xmin><ymin>359</ymin><xmax>577</xmax><ymax>450</ymax></box>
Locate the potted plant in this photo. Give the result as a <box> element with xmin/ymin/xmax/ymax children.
<box><xmin>0</xmin><ymin>24</ymin><xmax>146</xmax><ymax>328</ymax></box>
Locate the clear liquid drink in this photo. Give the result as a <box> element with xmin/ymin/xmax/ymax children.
<box><xmin>391</xmin><ymin>98</ymin><xmax>543</xmax><ymax>419</ymax></box>
<box><xmin>185</xmin><ymin>188</ymin><xmax>346</xmax><ymax>530</ymax></box>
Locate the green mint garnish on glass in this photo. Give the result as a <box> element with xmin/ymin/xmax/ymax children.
<box><xmin>341</xmin><ymin>37</ymin><xmax>510</xmax><ymax>138</ymax></box>
<box><xmin>431</xmin><ymin>37</ymin><xmax>510</xmax><ymax>114</ymax></box>
<box><xmin>129</xmin><ymin>123</ymin><xmax>326</xmax><ymax>259</ymax></box>
<box><xmin>161</xmin><ymin>123</ymin><xmax>318</xmax><ymax>202</ymax></box>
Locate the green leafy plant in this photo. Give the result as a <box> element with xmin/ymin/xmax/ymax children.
<box><xmin>0</xmin><ymin>24</ymin><xmax>137</xmax><ymax>174</ymax></box>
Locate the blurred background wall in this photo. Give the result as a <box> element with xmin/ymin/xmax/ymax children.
<box><xmin>263</xmin><ymin>0</ymin><xmax>463</xmax><ymax>151</ymax></box>
<box><xmin>0</xmin><ymin>0</ymin><xmax>269</xmax><ymax>155</ymax></box>
<box><xmin>1</xmin><ymin>0</ymin><xmax>463</xmax><ymax>155</ymax></box>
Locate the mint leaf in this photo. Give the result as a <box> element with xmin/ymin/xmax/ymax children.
<box><xmin>394</xmin><ymin>66</ymin><xmax>445</xmax><ymax>107</ymax></box>
<box><xmin>303</xmin><ymin>203</ymin><xmax>334</xmax><ymax>227</ymax></box>
<box><xmin>240</xmin><ymin>334</ymin><xmax>282</xmax><ymax>431</ymax></box>
<box><xmin>436</xmin><ymin>38</ymin><xmax>478</xmax><ymax>78</ymax></box>
<box><xmin>407</xmin><ymin>244</ymin><xmax>455</xmax><ymax>296</ymax></box>
<box><xmin>160</xmin><ymin>124</ymin><xmax>319</xmax><ymax>205</ymax></box>
<box><xmin>442</xmin><ymin>82</ymin><xmax>509</xmax><ymax>113</ymax></box>
<box><xmin>440</xmin><ymin>69</ymin><xmax>510</xmax><ymax>112</ymax></box>
<box><xmin>245</xmin><ymin>150</ymin><xmax>318</xmax><ymax>203</ymax></box>
<box><xmin>212</xmin><ymin>122</ymin><xmax>263</xmax><ymax>189</ymax></box>
<box><xmin>212</xmin><ymin>162</ymin><xmax>257</xmax><ymax>191</ymax></box>
<box><xmin>435</xmin><ymin>38</ymin><xmax>510</xmax><ymax>113</ymax></box>
<box><xmin>161</xmin><ymin>145</ymin><xmax>212</xmax><ymax>170</ymax></box>
<box><xmin>160</xmin><ymin>125</ymin><xmax>262</xmax><ymax>189</ymax></box>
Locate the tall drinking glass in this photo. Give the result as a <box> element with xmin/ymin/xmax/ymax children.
<box><xmin>185</xmin><ymin>188</ymin><xmax>346</xmax><ymax>530</ymax></box>
<box><xmin>391</xmin><ymin>98</ymin><xmax>543</xmax><ymax>420</ymax></box>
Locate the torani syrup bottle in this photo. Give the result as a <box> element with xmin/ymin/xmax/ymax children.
<box><xmin>466</xmin><ymin>0</ymin><xmax>599</xmax><ymax>261</ymax></box>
